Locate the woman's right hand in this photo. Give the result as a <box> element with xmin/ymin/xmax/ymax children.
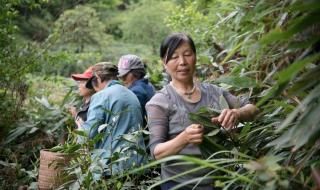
<box><xmin>153</xmin><ymin>124</ymin><xmax>204</xmax><ymax>160</ymax></box>
<box><xmin>183</xmin><ymin>124</ymin><xmax>204</xmax><ymax>145</ymax></box>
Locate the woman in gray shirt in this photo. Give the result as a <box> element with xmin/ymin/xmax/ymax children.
<box><xmin>146</xmin><ymin>33</ymin><xmax>259</xmax><ymax>190</ymax></box>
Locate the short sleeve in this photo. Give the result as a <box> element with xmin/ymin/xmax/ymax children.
<box><xmin>222</xmin><ymin>89</ymin><xmax>250</xmax><ymax>108</ymax></box>
<box><xmin>204</xmin><ymin>83</ymin><xmax>250</xmax><ymax>109</ymax></box>
<box><xmin>145</xmin><ymin>93</ymin><xmax>170</xmax><ymax>159</ymax></box>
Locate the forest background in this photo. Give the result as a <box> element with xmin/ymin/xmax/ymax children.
<box><xmin>0</xmin><ymin>0</ymin><xmax>319</xmax><ymax>189</ymax></box>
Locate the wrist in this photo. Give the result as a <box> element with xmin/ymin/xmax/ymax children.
<box><xmin>179</xmin><ymin>130</ymin><xmax>190</xmax><ymax>146</ymax></box>
<box><xmin>233</xmin><ymin>108</ymin><xmax>241</xmax><ymax>121</ymax></box>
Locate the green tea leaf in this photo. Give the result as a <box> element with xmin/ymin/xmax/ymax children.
<box><xmin>73</xmin><ymin>130</ymin><xmax>87</xmax><ymax>137</ymax></box>
<box><xmin>277</xmin><ymin>53</ymin><xmax>320</xmax><ymax>84</ymax></box>
<box><xmin>92</xmin><ymin>133</ymin><xmax>105</xmax><ymax>144</ymax></box>
<box><xmin>215</xmin><ymin>76</ymin><xmax>258</xmax><ymax>88</ymax></box>
<box><xmin>207</xmin><ymin>129</ymin><xmax>220</xmax><ymax>137</ymax></box>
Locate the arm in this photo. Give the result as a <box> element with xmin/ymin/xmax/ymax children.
<box><xmin>210</xmin><ymin>86</ymin><xmax>259</xmax><ymax>129</ymax></box>
<box><xmin>153</xmin><ymin>124</ymin><xmax>203</xmax><ymax>160</ymax></box>
<box><xmin>146</xmin><ymin>93</ymin><xmax>204</xmax><ymax>160</ymax></box>
<box><xmin>236</xmin><ymin>104</ymin><xmax>259</xmax><ymax>122</ymax></box>
<box><xmin>211</xmin><ymin>104</ymin><xmax>259</xmax><ymax>129</ymax></box>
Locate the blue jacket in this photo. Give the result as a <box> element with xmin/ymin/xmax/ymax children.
<box><xmin>128</xmin><ymin>78</ymin><xmax>155</xmax><ymax>119</ymax></box>
<box><xmin>82</xmin><ymin>80</ymin><xmax>146</xmax><ymax>175</ymax></box>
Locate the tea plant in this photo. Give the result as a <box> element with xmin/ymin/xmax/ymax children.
<box><xmin>52</xmin><ymin>109</ymin><xmax>151</xmax><ymax>190</ymax></box>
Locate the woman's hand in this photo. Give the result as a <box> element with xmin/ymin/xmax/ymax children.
<box><xmin>211</xmin><ymin>109</ymin><xmax>239</xmax><ymax>129</ymax></box>
<box><xmin>75</xmin><ymin>117</ymin><xmax>84</xmax><ymax>130</ymax></box>
<box><xmin>183</xmin><ymin>124</ymin><xmax>204</xmax><ymax>144</ymax></box>
<box><xmin>69</xmin><ymin>106</ymin><xmax>77</xmax><ymax>117</ymax></box>
<box><xmin>153</xmin><ymin>123</ymin><xmax>204</xmax><ymax>160</ymax></box>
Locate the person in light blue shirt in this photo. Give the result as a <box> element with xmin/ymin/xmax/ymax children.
<box><xmin>76</xmin><ymin>62</ymin><xmax>146</xmax><ymax>177</ymax></box>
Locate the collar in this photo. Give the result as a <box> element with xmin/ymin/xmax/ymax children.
<box><xmin>106</xmin><ymin>80</ymin><xmax>121</xmax><ymax>88</ymax></box>
<box><xmin>130</xmin><ymin>78</ymin><xmax>148</xmax><ymax>87</ymax></box>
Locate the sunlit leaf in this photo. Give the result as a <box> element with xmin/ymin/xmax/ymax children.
<box><xmin>220</xmin><ymin>42</ymin><xmax>242</xmax><ymax>65</ymax></box>
<box><xmin>35</xmin><ymin>96</ymin><xmax>52</xmax><ymax>109</ymax></box>
<box><xmin>121</xmin><ymin>134</ymin><xmax>136</xmax><ymax>143</ymax></box>
<box><xmin>4</xmin><ymin>126</ymin><xmax>29</xmax><ymax>144</ymax></box>
<box><xmin>216</xmin><ymin>76</ymin><xmax>258</xmax><ymax>88</ymax></box>
<box><xmin>73</xmin><ymin>130</ymin><xmax>87</xmax><ymax>137</ymax></box>
<box><xmin>207</xmin><ymin>129</ymin><xmax>220</xmax><ymax>137</ymax></box>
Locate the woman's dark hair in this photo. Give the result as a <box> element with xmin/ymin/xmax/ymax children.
<box><xmin>91</xmin><ymin>76</ymin><xmax>98</xmax><ymax>87</ymax></box>
<box><xmin>129</xmin><ymin>68</ymin><xmax>146</xmax><ymax>79</ymax></box>
<box><xmin>160</xmin><ymin>33</ymin><xmax>196</xmax><ymax>64</ymax></box>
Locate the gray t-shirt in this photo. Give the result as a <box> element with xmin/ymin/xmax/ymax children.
<box><xmin>146</xmin><ymin>83</ymin><xmax>249</xmax><ymax>188</ymax></box>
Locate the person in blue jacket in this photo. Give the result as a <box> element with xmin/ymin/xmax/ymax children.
<box><xmin>117</xmin><ymin>54</ymin><xmax>155</xmax><ymax>122</ymax></box>
<box><xmin>76</xmin><ymin>62</ymin><xmax>146</xmax><ymax>177</ymax></box>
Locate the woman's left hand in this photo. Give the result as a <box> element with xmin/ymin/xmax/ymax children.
<box><xmin>211</xmin><ymin>109</ymin><xmax>239</xmax><ymax>129</ymax></box>
<box><xmin>75</xmin><ymin>117</ymin><xmax>84</xmax><ymax>130</ymax></box>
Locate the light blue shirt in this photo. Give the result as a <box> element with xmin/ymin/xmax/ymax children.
<box><xmin>82</xmin><ymin>80</ymin><xmax>146</xmax><ymax>176</ymax></box>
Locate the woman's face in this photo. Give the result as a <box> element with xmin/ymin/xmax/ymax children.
<box><xmin>164</xmin><ymin>41</ymin><xmax>196</xmax><ymax>83</ymax></box>
<box><xmin>77</xmin><ymin>80</ymin><xmax>93</xmax><ymax>97</ymax></box>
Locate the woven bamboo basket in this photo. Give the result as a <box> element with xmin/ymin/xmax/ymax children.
<box><xmin>38</xmin><ymin>149</ymin><xmax>71</xmax><ymax>190</ymax></box>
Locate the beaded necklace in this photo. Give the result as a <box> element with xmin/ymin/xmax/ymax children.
<box><xmin>170</xmin><ymin>82</ymin><xmax>196</xmax><ymax>99</ymax></box>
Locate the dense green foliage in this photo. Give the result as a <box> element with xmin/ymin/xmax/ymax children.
<box><xmin>120</xmin><ymin>0</ymin><xmax>174</xmax><ymax>53</ymax></box>
<box><xmin>0</xmin><ymin>0</ymin><xmax>319</xmax><ymax>189</ymax></box>
<box><xmin>0</xmin><ymin>1</ymin><xmax>40</xmax><ymax>137</ymax></box>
